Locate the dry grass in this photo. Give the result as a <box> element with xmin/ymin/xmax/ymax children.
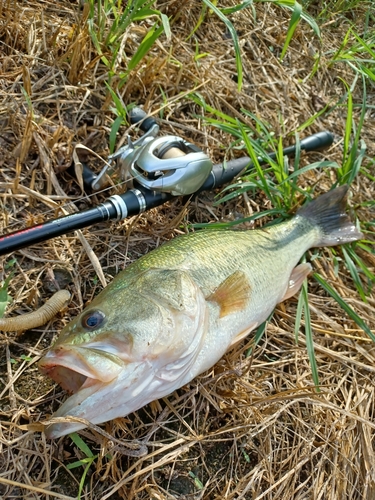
<box><xmin>0</xmin><ymin>0</ymin><xmax>374</xmax><ymax>499</ymax></box>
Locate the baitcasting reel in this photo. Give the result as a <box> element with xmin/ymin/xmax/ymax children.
<box><xmin>85</xmin><ymin>110</ymin><xmax>213</xmax><ymax>196</ymax></box>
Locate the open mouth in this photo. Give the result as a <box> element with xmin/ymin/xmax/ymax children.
<box><xmin>40</xmin><ymin>365</ymin><xmax>92</xmax><ymax>393</ymax></box>
<box><xmin>38</xmin><ymin>345</ymin><xmax>125</xmax><ymax>394</ymax></box>
<box><xmin>40</xmin><ymin>358</ymin><xmax>155</xmax><ymax>439</ymax></box>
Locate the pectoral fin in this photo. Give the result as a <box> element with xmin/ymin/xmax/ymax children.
<box><xmin>207</xmin><ymin>271</ymin><xmax>251</xmax><ymax>318</ymax></box>
<box><xmin>281</xmin><ymin>263</ymin><xmax>312</xmax><ymax>302</ymax></box>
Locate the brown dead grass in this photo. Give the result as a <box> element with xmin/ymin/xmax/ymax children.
<box><xmin>0</xmin><ymin>0</ymin><xmax>374</xmax><ymax>499</ymax></box>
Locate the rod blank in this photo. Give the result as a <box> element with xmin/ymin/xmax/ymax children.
<box><xmin>0</xmin><ymin>131</ymin><xmax>334</xmax><ymax>256</ymax></box>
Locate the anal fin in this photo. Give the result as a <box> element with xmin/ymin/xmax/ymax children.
<box><xmin>281</xmin><ymin>263</ymin><xmax>312</xmax><ymax>302</ymax></box>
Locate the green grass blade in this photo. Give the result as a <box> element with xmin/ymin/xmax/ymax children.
<box><xmin>294</xmin><ymin>279</ymin><xmax>304</xmax><ymax>343</ymax></box>
<box><xmin>294</xmin><ymin>6</ymin><xmax>320</xmax><ymax>38</ymax></box>
<box><xmin>190</xmin><ymin>92</ymin><xmax>239</xmax><ymax>125</ymax></box>
<box><xmin>352</xmin><ymin>29</ymin><xmax>375</xmax><ymax>60</ymax></box>
<box><xmin>341</xmin><ymin>246</ymin><xmax>367</xmax><ymax>302</ymax></box>
<box><xmin>344</xmin><ymin>245</ymin><xmax>375</xmax><ymax>283</ymax></box>
<box><xmin>295</xmin><ymin>98</ymin><xmax>340</xmax><ymax>132</ymax></box>
<box><xmin>77</xmin><ymin>461</ymin><xmax>94</xmax><ymax>500</ymax></box>
<box><xmin>275</xmin><ymin>135</ymin><xmax>289</xmax><ymax>185</ymax></box>
<box><xmin>109</xmin><ymin>115</ymin><xmax>124</xmax><ymax>153</ymax></box>
<box><xmin>313</xmin><ymin>272</ymin><xmax>375</xmax><ymax>342</ymax></box>
<box><xmin>130</xmin><ymin>7</ymin><xmax>161</xmax><ymax>22</ymax></box>
<box><xmin>239</xmin><ymin>123</ymin><xmax>274</xmax><ymax>203</ymax></box>
<box><xmin>345</xmin><ymin>76</ymin><xmax>368</xmax><ymax>184</ymax></box>
<box><xmin>347</xmin><ymin>139</ymin><xmax>367</xmax><ymax>184</ymax></box>
<box><xmin>240</xmin><ymin>109</ymin><xmax>275</xmax><ymax>140</ymax></box>
<box><xmin>87</xmin><ymin>18</ymin><xmax>103</xmax><ymax>55</ymax></box>
<box><xmin>202</xmin><ymin>0</ymin><xmax>243</xmax><ymax>90</ymax></box>
<box><xmin>258</xmin><ymin>1</ymin><xmax>320</xmax><ymax>38</ymax></box>
<box><xmin>336</xmin><ymin>75</ymin><xmax>367</xmax><ymax>184</ymax></box>
<box><xmin>293</xmin><ymin>131</ymin><xmax>301</xmax><ymax>172</ymax></box>
<box><xmin>127</xmin><ymin>23</ymin><xmax>165</xmax><ymax>72</ymax></box>
<box><xmin>342</xmin><ymin>79</ymin><xmax>353</xmax><ymax>177</ymax></box>
<box><xmin>105</xmin><ymin>83</ymin><xmax>127</xmax><ymax>118</ymax></box>
<box><xmin>160</xmin><ymin>13</ymin><xmax>171</xmax><ymax>42</ymax></box>
<box><xmin>300</xmin><ymin>280</ymin><xmax>320</xmax><ymax>390</ymax></box>
<box><xmin>290</xmin><ymin>131</ymin><xmax>301</xmax><ymax>201</ymax></box>
<box><xmin>0</xmin><ymin>274</ymin><xmax>13</xmax><ymax>318</ymax></box>
<box><xmin>87</xmin><ymin>0</ymin><xmax>163</xmax><ymax>71</ymax></box>
<box><xmin>67</xmin><ymin>457</ymin><xmax>93</xmax><ymax>470</ymax></box>
<box><xmin>220</xmin><ymin>0</ymin><xmax>254</xmax><ymax>16</ymax></box>
<box><xmin>356</xmin><ymin>75</ymin><xmax>367</xmax><ymax>139</ymax></box>
<box><xmin>187</xmin><ymin>2</ymin><xmax>208</xmax><ymax>40</ymax></box>
<box><xmin>280</xmin><ymin>1</ymin><xmax>302</xmax><ymax>60</ymax></box>
<box><xmin>246</xmin><ymin>314</ymin><xmax>273</xmax><ymax>358</ymax></box>
<box><xmin>282</xmin><ymin>161</ymin><xmax>340</xmax><ymax>184</ymax></box>
<box><xmin>69</xmin><ymin>432</ymin><xmax>94</xmax><ymax>458</ymax></box>
<box><xmin>67</xmin><ymin>433</ymin><xmax>97</xmax><ymax>499</ymax></box>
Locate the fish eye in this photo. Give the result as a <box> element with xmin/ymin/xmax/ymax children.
<box><xmin>81</xmin><ymin>310</ymin><xmax>106</xmax><ymax>329</ymax></box>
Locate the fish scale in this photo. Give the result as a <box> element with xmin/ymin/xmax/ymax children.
<box><xmin>38</xmin><ymin>185</ymin><xmax>363</xmax><ymax>438</ymax></box>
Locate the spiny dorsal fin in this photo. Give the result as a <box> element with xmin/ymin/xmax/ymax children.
<box><xmin>207</xmin><ymin>270</ymin><xmax>251</xmax><ymax>318</ymax></box>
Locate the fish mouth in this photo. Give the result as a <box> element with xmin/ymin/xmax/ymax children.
<box><xmin>38</xmin><ymin>345</ymin><xmax>125</xmax><ymax>394</ymax></box>
<box><xmin>39</xmin><ymin>344</ymin><xmax>132</xmax><ymax>439</ymax></box>
<box><xmin>42</xmin><ymin>360</ymin><xmax>156</xmax><ymax>439</ymax></box>
<box><xmin>40</xmin><ymin>343</ymin><xmax>205</xmax><ymax>439</ymax></box>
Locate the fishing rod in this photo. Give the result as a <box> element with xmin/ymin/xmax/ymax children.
<box><xmin>0</xmin><ymin>108</ymin><xmax>334</xmax><ymax>256</ymax></box>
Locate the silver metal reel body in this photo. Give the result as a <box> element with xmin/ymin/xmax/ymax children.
<box><xmin>91</xmin><ymin>124</ymin><xmax>212</xmax><ymax>196</ymax></box>
<box><xmin>119</xmin><ymin>135</ymin><xmax>212</xmax><ymax>196</ymax></box>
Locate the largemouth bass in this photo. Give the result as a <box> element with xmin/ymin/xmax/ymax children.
<box><xmin>39</xmin><ymin>185</ymin><xmax>362</xmax><ymax>438</ymax></box>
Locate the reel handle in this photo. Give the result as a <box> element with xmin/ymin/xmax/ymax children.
<box><xmin>128</xmin><ymin>107</ymin><xmax>157</xmax><ymax>133</ymax></box>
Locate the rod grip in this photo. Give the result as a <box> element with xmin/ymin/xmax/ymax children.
<box><xmin>299</xmin><ymin>130</ymin><xmax>334</xmax><ymax>152</ymax></box>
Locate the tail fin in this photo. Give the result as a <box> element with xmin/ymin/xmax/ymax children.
<box><xmin>297</xmin><ymin>185</ymin><xmax>363</xmax><ymax>246</ymax></box>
